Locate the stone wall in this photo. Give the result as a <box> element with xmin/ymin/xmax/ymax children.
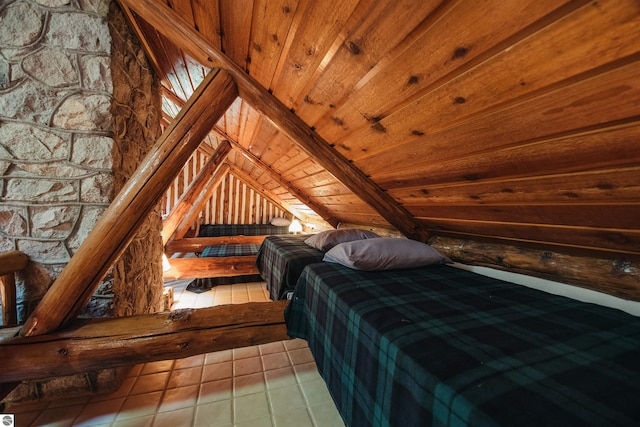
<box><xmin>1</xmin><ymin>0</ymin><xmax>163</xmax><ymax>403</ymax></box>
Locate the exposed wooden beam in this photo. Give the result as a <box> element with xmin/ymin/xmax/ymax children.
<box><xmin>165</xmin><ymin>235</ymin><xmax>268</xmax><ymax>254</ymax></box>
<box><xmin>172</xmin><ymin>162</ymin><xmax>230</xmax><ymax>240</ymax></box>
<box><xmin>20</xmin><ymin>69</ymin><xmax>238</xmax><ymax>337</ymax></box>
<box><xmin>163</xmin><ymin>256</ymin><xmax>259</xmax><ymax>280</ymax></box>
<box><xmin>117</xmin><ymin>0</ymin><xmax>429</xmax><ymax>241</ymax></box>
<box><xmin>1</xmin><ymin>302</ymin><xmax>289</xmax><ymax>383</ymax></box>
<box><xmin>162</xmin><ymin>141</ymin><xmax>232</xmax><ymax>244</ymax></box>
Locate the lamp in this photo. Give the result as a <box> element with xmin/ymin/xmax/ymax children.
<box><xmin>289</xmin><ymin>219</ymin><xmax>303</xmax><ymax>234</ymax></box>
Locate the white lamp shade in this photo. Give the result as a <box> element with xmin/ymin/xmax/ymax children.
<box><xmin>289</xmin><ymin>219</ymin><xmax>303</xmax><ymax>233</ymax></box>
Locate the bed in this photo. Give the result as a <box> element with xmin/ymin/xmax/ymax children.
<box><xmin>285</xmin><ymin>261</ymin><xmax>640</xmax><ymax>427</ymax></box>
<box><xmin>255</xmin><ymin>234</ymin><xmax>325</xmax><ymax>300</ymax></box>
<box><xmin>255</xmin><ymin>228</ymin><xmax>381</xmax><ymax>300</ymax></box>
<box><xmin>181</xmin><ymin>224</ymin><xmax>291</xmax><ymax>292</ymax></box>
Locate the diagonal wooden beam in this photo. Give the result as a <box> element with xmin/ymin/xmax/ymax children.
<box><xmin>172</xmin><ymin>162</ymin><xmax>230</xmax><ymax>240</ymax></box>
<box><xmin>21</xmin><ymin>69</ymin><xmax>238</xmax><ymax>337</ymax></box>
<box><xmin>117</xmin><ymin>0</ymin><xmax>429</xmax><ymax>241</ymax></box>
<box><xmin>162</xmin><ymin>141</ymin><xmax>232</xmax><ymax>244</ymax></box>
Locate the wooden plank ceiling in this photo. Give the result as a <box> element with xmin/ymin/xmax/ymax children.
<box><xmin>117</xmin><ymin>0</ymin><xmax>640</xmax><ymax>260</ymax></box>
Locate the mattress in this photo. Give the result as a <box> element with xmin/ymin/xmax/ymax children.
<box><xmin>255</xmin><ymin>234</ymin><xmax>325</xmax><ymax>300</ymax></box>
<box><xmin>286</xmin><ymin>262</ymin><xmax>640</xmax><ymax>427</ymax></box>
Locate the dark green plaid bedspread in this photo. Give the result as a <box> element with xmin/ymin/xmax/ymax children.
<box><xmin>285</xmin><ymin>262</ymin><xmax>640</xmax><ymax>427</ymax></box>
<box><xmin>255</xmin><ymin>235</ymin><xmax>325</xmax><ymax>300</ymax></box>
<box><xmin>201</xmin><ymin>243</ymin><xmax>260</xmax><ymax>258</ymax></box>
<box><xmin>198</xmin><ymin>224</ymin><xmax>290</xmax><ymax>237</ymax></box>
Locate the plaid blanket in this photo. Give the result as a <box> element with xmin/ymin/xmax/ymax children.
<box><xmin>286</xmin><ymin>263</ymin><xmax>640</xmax><ymax>427</ymax></box>
<box><xmin>201</xmin><ymin>243</ymin><xmax>260</xmax><ymax>258</ymax></box>
<box><xmin>255</xmin><ymin>235</ymin><xmax>325</xmax><ymax>300</ymax></box>
<box><xmin>198</xmin><ymin>224</ymin><xmax>290</xmax><ymax>237</ymax></box>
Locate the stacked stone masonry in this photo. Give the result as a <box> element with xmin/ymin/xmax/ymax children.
<box><xmin>1</xmin><ymin>0</ymin><xmax>163</xmax><ymax>403</ymax></box>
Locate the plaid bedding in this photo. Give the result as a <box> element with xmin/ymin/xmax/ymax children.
<box><xmin>198</xmin><ymin>224</ymin><xmax>290</xmax><ymax>237</ymax></box>
<box><xmin>285</xmin><ymin>262</ymin><xmax>640</xmax><ymax>427</ymax></box>
<box><xmin>255</xmin><ymin>235</ymin><xmax>325</xmax><ymax>300</ymax></box>
<box><xmin>201</xmin><ymin>243</ymin><xmax>261</xmax><ymax>258</ymax></box>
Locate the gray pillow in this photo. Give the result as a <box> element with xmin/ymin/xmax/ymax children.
<box><xmin>323</xmin><ymin>238</ymin><xmax>452</xmax><ymax>270</ymax></box>
<box><xmin>304</xmin><ymin>228</ymin><xmax>380</xmax><ymax>251</ymax></box>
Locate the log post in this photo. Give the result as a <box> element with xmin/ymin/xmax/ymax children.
<box><xmin>0</xmin><ymin>274</ymin><xmax>17</xmax><ymax>326</ymax></box>
<box><xmin>0</xmin><ymin>251</ymin><xmax>28</xmax><ymax>326</ymax></box>
<box><xmin>21</xmin><ymin>69</ymin><xmax>238</xmax><ymax>337</ymax></box>
<box><xmin>172</xmin><ymin>162</ymin><xmax>231</xmax><ymax>241</ymax></box>
<box><xmin>162</xmin><ymin>142</ymin><xmax>232</xmax><ymax>244</ymax></box>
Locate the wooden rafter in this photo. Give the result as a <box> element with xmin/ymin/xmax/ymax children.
<box><xmin>116</xmin><ymin>0</ymin><xmax>429</xmax><ymax>242</ymax></box>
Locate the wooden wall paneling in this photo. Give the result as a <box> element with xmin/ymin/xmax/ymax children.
<box><xmin>359</xmin><ymin>59</ymin><xmax>640</xmax><ymax>180</ymax></box>
<box><xmin>191</xmin><ymin>0</ymin><xmax>222</xmax><ymax>49</ymax></box>
<box><xmin>184</xmin><ymin>53</ymin><xmax>210</xmax><ymax>92</ymax></box>
<box><xmin>247</xmin><ymin>0</ymin><xmax>301</xmax><ymax>88</ymax></box>
<box><xmin>293</xmin><ymin>0</ymin><xmax>444</xmax><ymax>125</ymax></box>
<box><xmin>315</xmin><ymin>0</ymin><xmax>580</xmax><ymax>145</ymax></box>
<box><xmin>228</xmin><ymin>165</ymin><xmax>301</xmax><ymax>222</ymax></box>
<box><xmin>338</xmin><ymin>0</ymin><xmax>640</xmax><ymax>163</ymax></box>
<box><xmin>219</xmin><ymin>0</ymin><xmax>254</xmax><ymax>70</ymax></box>
<box><xmin>408</xmin><ymin>204</ymin><xmax>640</xmax><ymax>230</ymax></box>
<box><xmin>119</xmin><ymin>4</ymin><xmax>166</xmax><ymax>81</ymax></box>
<box><xmin>123</xmin><ymin>0</ymin><xmax>430</xmax><ymax>240</ymax></box>
<box><xmin>425</xmin><ymin>219</ymin><xmax>640</xmax><ymax>257</ymax></box>
<box><xmin>226</xmin><ymin>140</ymin><xmax>339</xmax><ymax>225</ymax></box>
<box><xmin>376</xmin><ymin>123</ymin><xmax>640</xmax><ymax>189</ymax></box>
<box><xmin>174</xmin><ymin>163</ymin><xmax>231</xmax><ymax>238</ymax></box>
<box><xmin>157</xmin><ymin>38</ymin><xmax>192</xmax><ymax>102</ymax></box>
<box><xmin>163</xmin><ymin>141</ymin><xmax>232</xmax><ymax>243</ymax></box>
<box><xmin>224</xmin><ymin>96</ymin><xmax>243</xmax><ymax>141</ymax></box>
<box><xmin>391</xmin><ymin>168</ymin><xmax>640</xmax><ymax>206</ymax></box>
<box><xmin>21</xmin><ymin>69</ymin><xmax>238</xmax><ymax>336</ymax></box>
<box><xmin>269</xmin><ymin>0</ymin><xmax>361</xmax><ymax>107</ymax></box>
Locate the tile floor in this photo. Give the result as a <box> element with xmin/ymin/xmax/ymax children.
<box><xmin>6</xmin><ymin>281</ymin><xmax>345</xmax><ymax>427</ymax></box>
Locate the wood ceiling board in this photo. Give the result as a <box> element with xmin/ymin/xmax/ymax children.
<box><xmin>290</xmin><ymin>170</ymin><xmax>340</xmax><ymax>189</ymax></box>
<box><xmin>219</xmin><ymin>0</ymin><xmax>254</xmax><ymax>71</ymax></box>
<box><xmin>165</xmin><ymin>0</ymin><xmax>195</xmax><ymax>25</ymax></box>
<box><xmin>390</xmin><ymin>167</ymin><xmax>640</xmax><ymax>205</ymax></box>
<box><xmin>293</xmin><ymin>0</ymin><xmax>444</xmax><ymax>125</ymax></box>
<box><xmin>313</xmin><ymin>0</ymin><xmax>580</xmax><ymax>145</ymax></box>
<box><xmin>407</xmin><ymin>204</ymin><xmax>640</xmax><ymax>230</ymax></box>
<box><xmin>191</xmin><ymin>0</ymin><xmax>222</xmax><ymax>48</ymax></box>
<box><xmin>222</xmin><ymin>96</ymin><xmax>244</xmax><ymax>141</ymax></box>
<box><xmin>376</xmin><ymin>123</ymin><xmax>640</xmax><ymax>190</ymax></box>
<box><xmin>269</xmin><ymin>0</ymin><xmax>361</xmax><ymax>108</ymax></box>
<box><xmin>304</xmin><ymin>182</ymin><xmax>356</xmax><ymax>198</ymax></box>
<box><xmin>247</xmin><ymin>0</ymin><xmax>301</xmax><ymax>88</ymax></box>
<box><xmin>357</xmin><ymin>60</ymin><xmax>640</xmax><ymax>179</ymax></box>
<box><xmin>285</xmin><ymin>158</ymin><xmax>324</xmax><ymax>181</ymax></box>
<box><xmin>423</xmin><ymin>219</ymin><xmax>640</xmax><ymax>257</ymax></box>
<box><xmin>336</xmin><ymin>0</ymin><xmax>640</xmax><ymax>162</ymax></box>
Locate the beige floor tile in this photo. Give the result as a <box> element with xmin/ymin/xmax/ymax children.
<box><xmin>158</xmin><ymin>384</ymin><xmax>199</xmax><ymax>413</ymax></box>
<box><xmin>198</xmin><ymin>378</ymin><xmax>233</xmax><ymax>404</ymax></box>
<box><xmin>130</xmin><ymin>371</ymin><xmax>170</xmax><ymax>395</ymax></box>
<box><xmin>116</xmin><ymin>392</ymin><xmax>162</xmax><ymax>421</ymax></box>
<box><xmin>268</xmin><ymin>384</ymin><xmax>306</xmax><ymax>414</ymax></box>
<box><xmin>74</xmin><ymin>397</ymin><xmax>125</xmax><ymax>426</ymax></box>
<box><xmin>234</xmin><ymin>356</ymin><xmax>263</xmax><ymax>376</ymax></box>
<box><xmin>167</xmin><ymin>366</ymin><xmax>203</xmax><ymax>389</ymax></box>
<box><xmin>202</xmin><ymin>361</ymin><xmax>233</xmax><ymax>382</ymax></box>
<box><xmin>234</xmin><ymin>372</ymin><xmax>267</xmax><ymax>397</ymax></box>
<box><xmin>152</xmin><ymin>406</ymin><xmax>195</xmax><ymax>427</ymax></box>
<box><xmin>194</xmin><ymin>399</ymin><xmax>233</xmax><ymax>426</ymax></box>
<box><xmin>233</xmin><ymin>393</ymin><xmax>270</xmax><ymax>423</ymax></box>
<box><xmin>264</xmin><ymin>367</ymin><xmax>298</xmax><ymax>390</ymax></box>
<box><xmin>272</xmin><ymin>407</ymin><xmax>315</xmax><ymax>427</ymax></box>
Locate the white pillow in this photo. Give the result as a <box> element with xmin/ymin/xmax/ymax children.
<box><xmin>270</xmin><ymin>217</ymin><xmax>292</xmax><ymax>227</ymax></box>
<box><xmin>323</xmin><ymin>238</ymin><xmax>452</xmax><ymax>270</ymax></box>
<box><xmin>304</xmin><ymin>229</ymin><xmax>379</xmax><ymax>251</ymax></box>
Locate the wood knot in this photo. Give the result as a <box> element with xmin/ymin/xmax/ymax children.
<box><xmin>58</xmin><ymin>348</ymin><xmax>68</xmax><ymax>356</ymax></box>
<box><xmin>407</xmin><ymin>75</ymin><xmax>419</xmax><ymax>85</ymax></box>
<box><xmin>412</xmin><ymin>130</ymin><xmax>424</xmax><ymax>136</ymax></box>
<box><xmin>453</xmin><ymin>96</ymin><xmax>466</xmax><ymax>104</ymax></box>
<box><xmin>347</xmin><ymin>41</ymin><xmax>361</xmax><ymax>55</ymax></box>
<box><xmin>452</xmin><ymin>46</ymin><xmax>469</xmax><ymax>59</ymax></box>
